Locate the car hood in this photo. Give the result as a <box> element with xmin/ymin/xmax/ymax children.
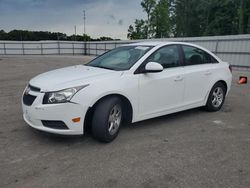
<box><xmin>29</xmin><ymin>65</ymin><xmax>117</xmax><ymax>92</ymax></box>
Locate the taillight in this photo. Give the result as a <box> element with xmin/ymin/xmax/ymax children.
<box><xmin>229</xmin><ymin>65</ymin><xmax>232</xmax><ymax>73</ymax></box>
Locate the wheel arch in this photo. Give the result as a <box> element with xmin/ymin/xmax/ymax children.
<box><xmin>84</xmin><ymin>93</ymin><xmax>133</xmax><ymax>132</ymax></box>
<box><xmin>214</xmin><ymin>80</ymin><xmax>228</xmax><ymax>93</ymax></box>
<box><xmin>203</xmin><ymin>80</ymin><xmax>228</xmax><ymax>112</ymax></box>
<box><xmin>204</xmin><ymin>80</ymin><xmax>228</xmax><ymax>105</ymax></box>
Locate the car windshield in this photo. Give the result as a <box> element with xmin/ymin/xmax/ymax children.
<box><xmin>86</xmin><ymin>46</ymin><xmax>152</xmax><ymax>71</ymax></box>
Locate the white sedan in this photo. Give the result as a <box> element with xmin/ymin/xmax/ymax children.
<box><xmin>22</xmin><ymin>42</ymin><xmax>232</xmax><ymax>142</ymax></box>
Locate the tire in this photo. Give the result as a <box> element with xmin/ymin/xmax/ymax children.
<box><xmin>92</xmin><ymin>97</ymin><xmax>123</xmax><ymax>142</ymax></box>
<box><xmin>204</xmin><ymin>82</ymin><xmax>226</xmax><ymax>112</ymax></box>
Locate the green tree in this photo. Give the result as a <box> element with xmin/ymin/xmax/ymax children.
<box><xmin>151</xmin><ymin>0</ymin><xmax>171</xmax><ymax>38</ymax></box>
<box><xmin>128</xmin><ymin>0</ymin><xmax>171</xmax><ymax>39</ymax></box>
<box><xmin>127</xmin><ymin>19</ymin><xmax>148</xmax><ymax>39</ymax></box>
<box><xmin>127</xmin><ymin>25</ymin><xmax>136</xmax><ymax>39</ymax></box>
<box><xmin>0</xmin><ymin>30</ymin><xmax>7</xmax><ymax>40</ymax></box>
<box><xmin>172</xmin><ymin>0</ymin><xmax>204</xmax><ymax>37</ymax></box>
<box><xmin>98</xmin><ymin>36</ymin><xmax>114</xmax><ymax>41</ymax></box>
<box><xmin>0</xmin><ymin>30</ymin><xmax>114</xmax><ymax>41</ymax></box>
<box><xmin>171</xmin><ymin>0</ymin><xmax>248</xmax><ymax>37</ymax></box>
<box><xmin>141</xmin><ymin>0</ymin><xmax>156</xmax><ymax>38</ymax></box>
<box><xmin>238</xmin><ymin>0</ymin><xmax>250</xmax><ymax>34</ymax></box>
<box><xmin>204</xmin><ymin>0</ymin><xmax>239</xmax><ymax>36</ymax></box>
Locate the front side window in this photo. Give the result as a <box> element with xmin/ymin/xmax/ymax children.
<box><xmin>86</xmin><ymin>46</ymin><xmax>152</xmax><ymax>71</ymax></box>
<box><xmin>146</xmin><ymin>45</ymin><xmax>180</xmax><ymax>68</ymax></box>
<box><xmin>182</xmin><ymin>45</ymin><xmax>216</xmax><ymax>65</ymax></box>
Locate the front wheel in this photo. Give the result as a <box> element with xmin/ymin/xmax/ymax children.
<box><xmin>92</xmin><ymin>97</ymin><xmax>122</xmax><ymax>142</ymax></box>
<box><xmin>204</xmin><ymin>82</ymin><xmax>226</xmax><ymax>112</ymax></box>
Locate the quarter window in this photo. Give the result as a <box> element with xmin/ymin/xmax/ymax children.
<box><xmin>147</xmin><ymin>45</ymin><xmax>180</xmax><ymax>68</ymax></box>
<box><xmin>182</xmin><ymin>45</ymin><xmax>217</xmax><ymax>65</ymax></box>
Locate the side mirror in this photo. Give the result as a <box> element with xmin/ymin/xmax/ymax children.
<box><xmin>144</xmin><ymin>62</ymin><xmax>163</xmax><ymax>73</ymax></box>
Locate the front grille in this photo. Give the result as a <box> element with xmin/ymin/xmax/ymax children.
<box><xmin>29</xmin><ymin>85</ymin><xmax>41</xmax><ymax>92</ymax></box>
<box><xmin>23</xmin><ymin>94</ymin><xmax>36</xmax><ymax>106</ymax></box>
<box><xmin>41</xmin><ymin>120</ymin><xmax>69</xmax><ymax>130</ymax></box>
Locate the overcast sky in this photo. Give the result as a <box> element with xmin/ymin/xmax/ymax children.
<box><xmin>0</xmin><ymin>0</ymin><xmax>146</xmax><ymax>39</ymax></box>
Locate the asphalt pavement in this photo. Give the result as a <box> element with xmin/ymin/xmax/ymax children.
<box><xmin>0</xmin><ymin>55</ymin><xmax>249</xmax><ymax>188</ymax></box>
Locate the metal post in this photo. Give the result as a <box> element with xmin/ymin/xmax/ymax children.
<box><xmin>3</xmin><ymin>42</ymin><xmax>6</xmax><ymax>55</ymax></box>
<box><xmin>96</xmin><ymin>43</ymin><xmax>98</xmax><ymax>56</ymax></box>
<box><xmin>72</xmin><ymin>43</ymin><xmax>75</xmax><ymax>55</ymax></box>
<box><xmin>83</xmin><ymin>10</ymin><xmax>86</xmax><ymax>36</ymax></box>
<box><xmin>74</xmin><ymin>26</ymin><xmax>77</xmax><ymax>41</ymax></box>
<box><xmin>104</xmin><ymin>43</ymin><xmax>106</xmax><ymax>52</ymax></box>
<box><xmin>22</xmin><ymin>42</ymin><xmax>25</xmax><ymax>55</ymax></box>
<box><xmin>215</xmin><ymin>40</ymin><xmax>219</xmax><ymax>54</ymax></box>
<box><xmin>41</xmin><ymin>43</ymin><xmax>43</xmax><ymax>55</ymax></box>
<box><xmin>58</xmin><ymin>41</ymin><xmax>60</xmax><ymax>55</ymax></box>
<box><xmin>84</xmin><ymin>42</ymin><xmax>87</xmax><ymax>55</ymax></box>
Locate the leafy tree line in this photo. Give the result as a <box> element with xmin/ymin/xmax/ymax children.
<box><xmin>0</xmin><ymin>29</ymin><xmax>118</xmax><ymax>41</ymax></box>
<box><xmin>128</xmin><ymin>0</ymin><xmax>250</xmax><ymax>39</ymax></box>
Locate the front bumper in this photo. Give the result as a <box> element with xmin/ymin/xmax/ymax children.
<box><xmin>22</xmin><ymin>90</ymin><xmax>88</xmax><ymax>135</ymax></box>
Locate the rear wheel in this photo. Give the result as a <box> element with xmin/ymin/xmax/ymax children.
<box><xmin>92</xmin><ymin>97</ymin><xmax>122</xmax><ymax>142</ymax></box>
<box><xmin>204</xmin><ymin>82</ymin><xmax>226</xmax><ymax>112</ymax></box>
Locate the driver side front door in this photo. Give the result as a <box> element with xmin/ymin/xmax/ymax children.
<box><xmin>137</xmin><ymin>45</ymin><xmax>185</xmax><ymax>120</ymax></box>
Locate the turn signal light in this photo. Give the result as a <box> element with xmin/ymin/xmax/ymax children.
<box><xmin>72</xmin><ymin>117</ymin><xmax>81</xmax><ymax>123</ymax></box>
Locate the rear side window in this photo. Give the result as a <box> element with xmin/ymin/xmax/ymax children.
<box><xmin>182</xmin><ymin>45</ymin><xmax>218</xmax><ymax>66</ymax></box>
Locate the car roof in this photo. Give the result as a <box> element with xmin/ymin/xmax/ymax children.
<box><xmin>125</xmin><ymin>41</ymin><xmax>200</xmax><ymax>47</ymax></box>
<box><xmin>125</xmin><ymin>41</ymin><xmax>208</xmax><ymax>51</ymax></box>
<box><xmin>126</xmin><ymin>41</ymin><xmax>169</xmax><ymax>47</ymax></box>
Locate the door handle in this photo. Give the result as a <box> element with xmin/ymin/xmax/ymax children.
<box><xmin>174</xmin><ymin>76</ymin><xmax>183</xmax><ymax>81</ymax></box>
<box><xmin>205</xmin><ymin>70</ymin><xmax>212</xmax><ymax>75</ymax></box>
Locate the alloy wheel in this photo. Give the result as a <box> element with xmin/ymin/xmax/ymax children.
<box><xmin>108</xmin><ymin>104</ymin><xmax>122</xmax><ymax>135</ymax></box>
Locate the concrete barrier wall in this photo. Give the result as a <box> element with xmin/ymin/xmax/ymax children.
<box><xmin>1</xmin><ymin>34</ymin><xmax>250</xmax><ymax>68</ymax></box>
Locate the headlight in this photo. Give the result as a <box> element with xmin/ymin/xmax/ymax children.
<box><xmin>43</xmin><ymin>85</ymin><xmax>88</xmax><ymax>104</ymax></box>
